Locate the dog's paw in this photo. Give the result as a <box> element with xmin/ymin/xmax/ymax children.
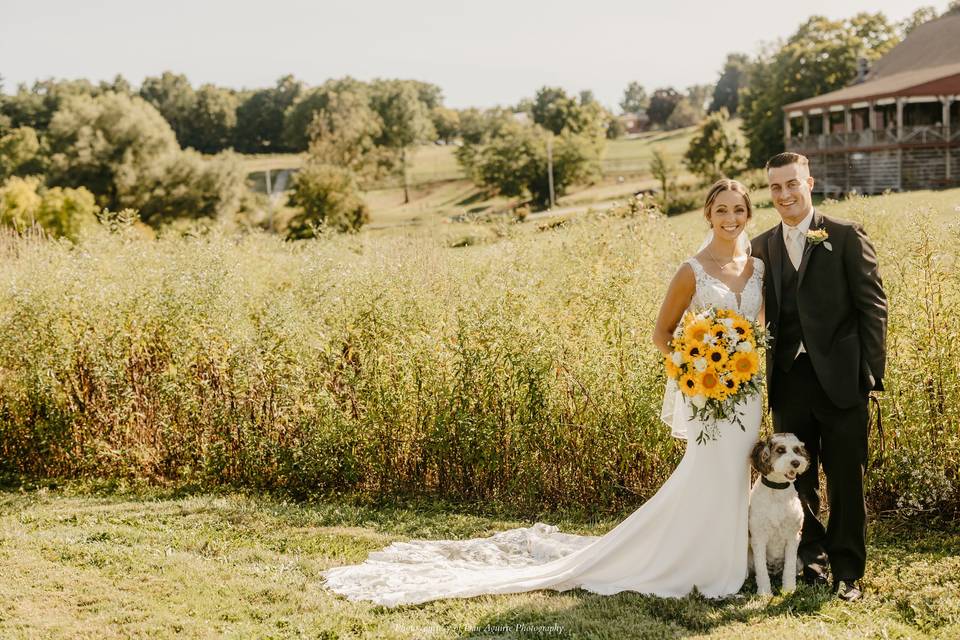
<box><xmin>756</xmin><ymin>587</ymin><xmax>773</xmax><ymax>597</ymax></box>
<box><xmin>781</xmin><ymin>583</ymin><xmax>796</xmax><ymax>594</ymax></box>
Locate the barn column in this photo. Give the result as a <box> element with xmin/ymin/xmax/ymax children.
<box><xmin>943</xmin><ymin>96</ymin><xmax>953</xmax><ymax>181</ymax></box>
<box><xmin>803</xmin><ymin>111</ymin><xmax>810</xmax><ymax>138</ymax></box>
<box><xmin>896</xmin><ymin>98</ymin><xmax>905</xmax><ymax>190</ymax></box>
<box><xmin>784</xmin><ymin>112</ymin><xmax>792</xmax><ymax>143</ymax></box>
<box><xmin>896</xmin><ymin>98</ymin><xmax>905</xmax><ymax>139</ymax></box>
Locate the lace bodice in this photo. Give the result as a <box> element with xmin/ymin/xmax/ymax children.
<box><xmin>686</xmin><ymin>256</ymin><xmax>764</xmax><ymax>321</ymax></box>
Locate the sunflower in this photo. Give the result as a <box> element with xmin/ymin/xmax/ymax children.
<box><xmin>720</xmin><ymin>374</ymin><xmax>738</xmax><ymax>397</ymax></box>
<box><xmin>705</xmin><ymin>346</ymin><xmax>729</xmax><ymax>368</ymax></box>
<box><xmin>709</xmin><ymin>323</ymin><xmax>728</xmax><ymax>342</ymax></box>
<box><xmin>729</xmin><ymin>350</ymin><xmax>759</xmax><ymax>381</ymax></box>
<box><xmin>715</xmin><ymin>308</ymin><xmax>733</xmax><ymax>319</ymax></box>
<box><xmin>664</xmin><ymin>356</ymin><xmax>681</xmax><ymax>379</ymax></box>
<box><xmin>679</xmin><ymin>372</ymin><xmax>701</xmax><ymax>397</ymax></box>
<box><xmin>698</xmin><ymin>368</ymin><xmax>723</xmax><ymax>399</ymax></box>
<box><xmin>731</xmin><ymin>318</ymin><xmax>753</xmax><ymax>339</ymax></box>
<box><xmin>683</xmin><ymin>341</ymin><xmax>705</xmax><ymax>361</ymax></box>
<box><xmin>683</xmin><ymin>319</ymin><xmax>712</xmax><ymax>344</ymax></box>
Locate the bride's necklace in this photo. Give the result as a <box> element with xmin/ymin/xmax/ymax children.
<box><xmin>705</xmin><ymin>247</ymin><xmax>747</xmax><ymax>274</ymax></box>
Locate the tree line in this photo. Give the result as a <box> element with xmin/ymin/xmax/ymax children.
<box><xmin>1</xmin><ymin>4</ymin><xmax>953</xmax><ymax>237</ymax></box>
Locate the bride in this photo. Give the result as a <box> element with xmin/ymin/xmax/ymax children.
<box><xmin>322</xmin><ymin>179</ymin><xmax>764</xmax><ymax>607</ymax></box>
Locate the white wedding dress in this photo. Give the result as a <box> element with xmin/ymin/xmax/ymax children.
<box><xmin>322</xmin><ymin>257</ymin><xmax>764</xmax><ymax>607</ymax></box>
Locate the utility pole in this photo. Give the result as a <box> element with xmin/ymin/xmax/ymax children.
<box><xmin>265</xmin><ymin>168</ymin><xmax>274</xmax><ymax>232</ymax></box>
<box><xmin>546</xmin><ymin>134</ymin><xmax>555</xmax><ymax>210</ymax></box>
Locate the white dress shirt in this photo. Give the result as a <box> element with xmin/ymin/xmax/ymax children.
<box><xmin>781</xmin><ymin>209</ymin><xmax>815</xmax><ymax>356</ymax></box>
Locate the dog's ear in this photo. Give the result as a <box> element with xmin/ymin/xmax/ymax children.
<box><xmin>797</xmin><ymin>441</ymin><xmax>811</xmax><ymax>468</ymax></box>
<box><xmin>750</xmin><ymin>438</ymin><xmax>772</xmax><ymax>475</ymax></box>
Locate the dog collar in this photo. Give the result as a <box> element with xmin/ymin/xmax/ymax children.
<box><xmin>761</xmin><ymin>477</ymin><xmax>792</xmax><ymax>490</ymax></box>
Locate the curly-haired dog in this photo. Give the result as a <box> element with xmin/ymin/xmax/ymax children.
<box><xmin>748</xmin><ymin>433</ymin><xmax>811</xmax><ymax>595</ymax></box>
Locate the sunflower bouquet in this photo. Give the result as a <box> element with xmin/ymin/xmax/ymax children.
<box><xmin>664</xmin><ymin>307</ymin><xmax>766</xmax><ymax>444</ymax></box>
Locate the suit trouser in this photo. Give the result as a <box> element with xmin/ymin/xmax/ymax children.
<box><xmin>770</xmin><ymin>353</ymin><xmax>869</xmax><ymax>581</ymax></box>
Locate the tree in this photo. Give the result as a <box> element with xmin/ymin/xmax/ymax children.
<box><xmin>369</xmin><ymin>79</ymin><xmax>436</xmax><ymax>203</ymax></box>
<box><xmin>685</xmin><ymin>84</ymin><xmax>712</xmax><ymax>115</ymax></box>
<box><xmin>683</xmin><ymin>109</ymin><xmax>747</xmax><ymax>181</ymax></box>
<box><xmin>619</xmin><ymin>81</ymin><xmax>648</xmax><ymax>114</ymax></box>
<box><xmin>709</xmin><ymin>53</ymin><xmax>750</xmax><ymax>115</ymax></box>
<box><xmin>531</xmin><ymin>86</ymin><xmax>578</xmax><ymax>135</ymax></box>
<box><xmin>647</xmin><ymin>88</ymin><xmax>682</xmax><ymax>127</ymax></box>
<box><xmin>1</xmin><ymin>78</ymin><xmax>100</xmax><ymax>131</ymax></box>
<box><xmin>99</xmin><ymin>74</ymin><xmax>133</xmax><ymax>95</ymax></box>
<box><xmin>305</xmin><ymin>89</ymin><xmax>387</xmax><ymax>180</ymax></box>
<box><xmin>44</xmin><ymin>92</ymin><xmax>244</xmax><ymax>226</ymax></box>
<box><xmin>453</xmin><ymin>107</ymin><xmax>516</xmax><ymax>178</ymax></box>
<box><xmin>287</xmin><ymin>164</ymin><xmax>369</xmax><ymax>236</ymax></box>
<box><xmin>530</xmin><ymin>86</ymin><xmax>608</xmax><ymax>148</ymax></box>
<box><xmin>45</xmin><ymin>92</ymin><xmax>180</xmax><ymax>208</ymax></box>
<box><xmin>469</xmin><ymin>120</ymin><xmax>598</xmax><ymax>207</ymax></box>
<box><xmin>139</xmin><ymin>72</ymin><xmax>196</xmax><ymax>147</ymax></box>
<box><xmin>182</xmin><ymin>84</ymin><xmax>238</xmax><ymax>153</ymax></box>
<box><xmin>649</xmin><ymin>147</ymin><xmax>675</xmax><ymax>200</ymax></box>
<box><xmin>606</xmin><ymin>115</ymin><xmax>626</xmax><ymax>140</ymax></box>
<box><xmin>234</xmin><ymin>75</ymin><xmax>303</xmax><ymax>153</ymax></box>
<box><xmin>741</xmin><ymin>12</ymin><xmax>900</xmax><ymax>166</ymax></box>
<box><xmin>0</xmin><ymin>175</ymin><xmax>99</xmax><ymax>240</ymax></box>
<box><xmin>409</xmin><ymin>80</ymin><xmax>444</xmax><ymax>110</ymax></box>
<box><xmin>130</xmin><ymin>149</ymin><xmax>246</xmax><ymax>227</ymax></box>
<box><xmin>282</xmin><ymin>77</ymin><xmax>365</xmax><ymax>151</ymax></box>
<box><xmin>898</xmin><ymin>6</ymin><xmax>938</xmax><ymax>37</ymax></box>
<box><xmin>431</xmin><ymin>107</ymin><xmax>461</xmax><ymax>143</ymax></box>
<box><xmin>666</xmin><ymin>99</ymin><xmax>701</xmax><ymax>130</ymax></box>
<box><xmin>0</xmin><ymin>126</ymin><xmax>41</xmax><ymax>180</ymax></box>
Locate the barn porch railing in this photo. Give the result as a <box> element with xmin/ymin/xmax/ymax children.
<box><xmin>788</xmin><ymin>126</ymin><xmax>953</xmax><ymax>151</ymax></box>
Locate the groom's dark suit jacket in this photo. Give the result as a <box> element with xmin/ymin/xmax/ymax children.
<box><xmin>751</xmin><ymin>210</ymin><xmax>887</xmax><ymax>409</ymax></box>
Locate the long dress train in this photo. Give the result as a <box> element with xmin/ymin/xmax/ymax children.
<box><xmin>322</xmin><ymin>257</ymin><xmax>764</xmax><ymax>607</ymax></box>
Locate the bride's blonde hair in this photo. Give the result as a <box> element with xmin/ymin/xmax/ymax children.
<box><xmin>703</xmin><ymin>179</ymin><xmax>752</xmax><ymax>222</ymax></box>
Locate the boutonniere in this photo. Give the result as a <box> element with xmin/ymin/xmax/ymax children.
<box><xmin>806</xmin><ymin>228</ymin><xmax>832</xmax><ymax>251</ymax></box>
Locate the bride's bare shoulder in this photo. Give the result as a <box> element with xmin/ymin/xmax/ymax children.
<box><xmin>668</xmin><ymin>260</ymin><xmax>696</xmax><ymax>291</ymax></box>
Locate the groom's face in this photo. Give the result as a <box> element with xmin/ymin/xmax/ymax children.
<box><xmin>768</xmin><ymin>162</ymin><xmax>815</xmax><ymax>225</ymax></box>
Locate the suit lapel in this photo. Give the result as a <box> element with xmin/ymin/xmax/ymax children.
<box><xmin>797</xmin><ymin>209</ymin><xmax>823</xmax><ymax>288</ymax></box>
<box><xmin>767</xmin><ymin>224</ymin><xmax>783</xmax><ymax>306</ymax></box>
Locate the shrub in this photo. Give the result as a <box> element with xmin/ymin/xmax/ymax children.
<box><xmin>0</xmin><ymin>191</ymin><xmax>955</xmax><ymax>516</ymax></box>
<box><xmin>0</xmin><ymin>175</ymin><xmax>99</xmax><ymax>240</ymax></box>
<box><xmin>287</xmin><ymin>163</ymin><xmax>369</xmax><ymax>236</ymax></box>
<box><xmin>130</xmin><ymin>149</ymin><xmax>246</xmax><ymax>228</ymax></box>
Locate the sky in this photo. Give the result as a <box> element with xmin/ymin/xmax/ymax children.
<box><xmin>0</xmin><ymin>0</ymin><xmax>947</xmax><ymax>109</ymax></box>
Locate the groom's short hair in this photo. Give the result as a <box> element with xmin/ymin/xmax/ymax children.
<box><xmin>766</xmin><ymin>152</ymin><xmax>809</xmax><ymax>171</ymax></box>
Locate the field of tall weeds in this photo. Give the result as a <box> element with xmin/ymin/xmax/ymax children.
<box><xmin>0</xmin><ymin>190</ymin><xmax>957</xmax><ymax>516</ymax></box>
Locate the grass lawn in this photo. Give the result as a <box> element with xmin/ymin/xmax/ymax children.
<box><xmin>1</xmin><ymin>484</ymin><xmax>957</xmax><ymax>639</ymax></box>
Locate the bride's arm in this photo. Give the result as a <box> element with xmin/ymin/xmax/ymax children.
<box><xmin>651</xmin><ymin>263</ymin><xmax>696</xmax><ymax>356</ymax></box>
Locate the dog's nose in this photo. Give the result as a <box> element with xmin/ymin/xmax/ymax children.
<box><xmin>791</xmin><ymin>460</ymin><xmax>801</xmax><ymax>468</ymax></box>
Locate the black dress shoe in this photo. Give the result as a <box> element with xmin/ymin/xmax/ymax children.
<box><xmin>802</xmin><ymin>564</ymin><xmax>829</xmax><ymax>586</ymax></box>
<box><xmin>833</xmin><ymin>579</ymin><xmax>863</xmax><ymax>602</ymax></box>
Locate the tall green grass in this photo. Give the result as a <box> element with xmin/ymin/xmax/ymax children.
<box><xmin>0</xmin><ymin>190</ymin><xmax>957</xmax><ymax>515</ymax></box>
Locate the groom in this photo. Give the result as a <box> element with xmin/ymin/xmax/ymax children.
<box><xmin>751</xmin><ymin>152</ymin><xmax>887</xmax><ymax>602</ymax></box>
